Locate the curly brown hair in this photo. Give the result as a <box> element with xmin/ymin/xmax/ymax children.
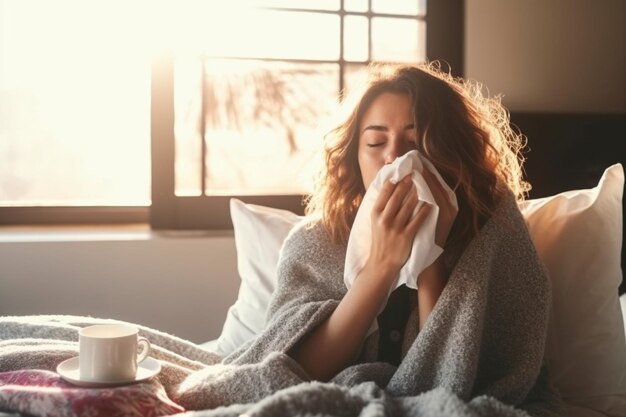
<box><xmin>306</xmin><ymin>62</ymin><xmax>528</xmax><ymax>248</ymax></box>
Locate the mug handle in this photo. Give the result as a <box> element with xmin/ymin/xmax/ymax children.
<box><xmin>137</xmin><ymin>336</ymin><xmax>151</xmax><ymax>363</ymax></box>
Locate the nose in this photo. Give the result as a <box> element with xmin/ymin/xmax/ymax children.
<box><xmin>384</xmin><ymin>139</ymin><xmax>410</xmax><ymax>164</ymax></box>
<box><xmin>384</xmin><ymin>152</ymin><xmax>397</xmax><ymax>164</ymax></box>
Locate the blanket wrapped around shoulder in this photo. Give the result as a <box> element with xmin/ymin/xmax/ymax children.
<box><xmin>0</xmin><ymin>192</ymin><xmax>565</xmax><ymax>417</ymax></box>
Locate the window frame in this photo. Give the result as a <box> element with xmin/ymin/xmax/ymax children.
<box><xmin>0</xmin><ymin>0</ymin><xmax>463</xmax><ymax>228</ymax></box>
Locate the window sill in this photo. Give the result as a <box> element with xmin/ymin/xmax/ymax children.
<box><xmin>0</xmin><ymin>224</ymin><xmax>232</xmax><ymax>243</ymax></box>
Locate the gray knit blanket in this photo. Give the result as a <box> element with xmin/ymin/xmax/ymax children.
<box><xmin>0</xmin><ymin>192</ymin><xmax>565</xmax><ymax>416</ymax></box>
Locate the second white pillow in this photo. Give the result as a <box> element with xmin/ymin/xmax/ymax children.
<box><xmin>213</xmin><ymin>199</ymin><xmax>303</xmax><ymax>357</ymax></box>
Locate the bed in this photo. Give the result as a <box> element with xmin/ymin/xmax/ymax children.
<box><xmin>1</xmin><ymin>113</ymin><xmax>625</xmax><ymax>417</ymax></box>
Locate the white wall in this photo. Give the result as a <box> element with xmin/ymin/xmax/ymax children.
<box><xmin>465</xmin><ymin>0</ymin><xmax>625</xmax><ymax>113</ymax></box>
<box><xmin>1</xmin><ymin>0</ymin><xmax>624</xmax><ymax>346</ymax></box>
<box><xmin>0</xmin><ymin>231</ymin><xmax>239</xmax><ymax>344</ymax></box>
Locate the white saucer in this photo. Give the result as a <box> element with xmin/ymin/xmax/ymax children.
<box><xmin>56</xmin><ymin>356</ymin><xmax>161</xmax><ymax>388</ymax></box>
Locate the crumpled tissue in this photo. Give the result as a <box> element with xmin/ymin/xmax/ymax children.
<box><xmin>344</xmin><ymin>150</ymin><xmax>458</xmax><ymax>335</ymax></box>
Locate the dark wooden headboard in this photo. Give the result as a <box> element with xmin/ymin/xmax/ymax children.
<box><xmin>509</xmin><ymin>113</ymin><xmax>626</xmax><ymax>295</ymax></box>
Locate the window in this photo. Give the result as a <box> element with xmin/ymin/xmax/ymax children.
<box><xmin>0</xmin><ymin>0</ymin><xmax>152</xmax><ymax>224</ymax></box>
<box><xmin>0</xmin><ymin>0</ymin><xmax>463</xmax><ymax>228</ymax></box>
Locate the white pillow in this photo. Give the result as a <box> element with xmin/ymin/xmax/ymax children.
<box><xmin>214</xmin><ymin>166</ymin><xmax>626</xmax><ymax>416</ymax></box>
<box><xmin>520</xmin><ymin>163</ymin><xmax>625</xmax><ymax>416</ymax></box>
<box><xmin>213</xmin><ymin>199</ymin><xmax>302</xmax><ymax>357</ymax></box>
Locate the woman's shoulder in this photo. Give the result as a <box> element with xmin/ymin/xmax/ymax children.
<box><xmin>488</xmin><ymin>186</ymin><xmax>528</xmax><ymax>231</ymax></box>
<box><xmin>283</xmin><ymin>216</ymin><xmax>338</xmax><ymax>251</ymax></box>
<box><xmin>280</xmin><ymin>216</ymin><xmax>347</xmax><ymax>267</ymax></box>
<box><xmin>274</xmin><ymin>215</ymin><xmax>348</xmax><ymax>301</ymax></box>
<box><xmin>464</xmin><ymin>186</ymin><xmax>537</xmax><ymax>259</ymax></box>
<box><xmin>481</xmin><ymin>187</ymin><xmax>547</xmax><ymax>273</ymax></box>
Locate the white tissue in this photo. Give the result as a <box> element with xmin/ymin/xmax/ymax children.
<box><xmin>344</xmin><ymin>150</ymin><xmax>458</xmax><ymax>335</ymax></box>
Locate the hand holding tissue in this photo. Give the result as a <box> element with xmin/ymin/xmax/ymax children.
<box><xmin>344</xmin><ymin>150</ymin><xmax>458</xmax><ymax>295</ymax></box>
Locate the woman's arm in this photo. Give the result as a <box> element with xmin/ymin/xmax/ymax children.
<box><xmin>414</xmin><ymin>167</ymin><xmax>456</xmax><ymax>329</ymax></box>
<box><xmin>288</xmin><ymin>259</ymin><xmax>397</xmax><ymax>381</ymax></box>
<box><xmin>416</xmin><ymin>257</ymin><xmax>448</xmax><ymax>330</ymax></box>
<box><xmin>289</xmin><ymin>176</ymin><xmax>430</xmax><ymax>381</ymax></box>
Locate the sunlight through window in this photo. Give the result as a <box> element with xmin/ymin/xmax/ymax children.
<box><xmin>168</xmin><ymin>2</ymin><xmax>427</xmax><ymax>196</ymax></box>
<box><xmin>0</xmin><ymin>0</ymin><xmax>427</xmax><ymax>206</ymax></box>
<box><xmin>0</xmin><ymin>0</ymin><xmax>152</xmax><ymax>206</ymax></box>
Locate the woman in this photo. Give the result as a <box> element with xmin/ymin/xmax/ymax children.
<box><xmin>286</xmin><ymin>62</ymin><xmax>528</xmax><ymax>380</ymax></box>
<box><xmin>226</xmin><ymin>63</ymin><xmax>562</xmax><ymax>414</ymax></box>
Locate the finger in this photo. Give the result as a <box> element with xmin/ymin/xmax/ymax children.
<box><xmin>422</xmin><ymin>169</ymin><xmax>450</xmax><ymax>209</ymax></box>
<box><xmin>396</xmin><ymin>185</ymin><xmax>418</xmax><ymax>226</ymax></box>
<box><xmin>372</xmin><ymin>179</ymin><xmax>397</xmax><ymax>214</ymax></box>
<box><xmin>407</xmin><ymin>202</ymin><xmax>431</xmax><ymax>234</ymax></box>
<box><xmin>381</xmin><ymin>175</ymin><xmax>414</xmax><ymax>220</ymax></box>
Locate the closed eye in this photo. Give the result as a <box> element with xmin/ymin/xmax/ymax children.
<box><xmin>366</xmin><ymin>142</ymin><xmax>385</xmax><ymax>148</ymax></box>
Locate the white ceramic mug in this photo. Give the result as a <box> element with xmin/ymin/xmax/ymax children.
<box><xmin>79</xmin><ymin>324</ymin><xmax>151</xmax><ymax>382</ymax></box>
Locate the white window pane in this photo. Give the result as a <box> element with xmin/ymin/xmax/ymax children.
<box><xmin>344</xmin><ymin>15</ymin><xmax>369</xmax><ymax>62</ymax></box>
<box><xmin>372</xmin><ymin>0</ymin><xmax>423</xmax><ymax>15</ymax></box>
<box><xmin>418</xmin><ymin>0</ymin><xmax>426</xmax><ymax>15</ymax></box>
<box><xmin>372</xmin><ymin>17</ymin><xmax>426</xmax><ymax>63</ymax></box>
<box><xmin>253</xmin><ymin>0</ymin><xmax>339</xmax><ymax>10</ymax></box>
<box><xmin>0</xmin><ymin>0</ymin><xmax>150</xmax><ymax>206</ymax></box>
<box><xmin>176</xmin><ymin>10</ymin><xmax>340</xmax><ymax>61</ymax></box>
<box><xmin>344</xmin><ymin>0</ymin><xmax>368</xmax><ymax>13</ymax></box>
<box><xmin>177</xmin><ymin>60</ymin><xmax>340</xmax><ymax>196</ymax></box>
<box><xmin>344</xmin><ymin>63</ymin><xmax>369</xmax><ymax>96</ymax></box>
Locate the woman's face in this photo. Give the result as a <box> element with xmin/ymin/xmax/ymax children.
<box><xmin>358</xmin><ymin>92</ymin><xmax>417</xmax><ymax>190</ymax></box>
